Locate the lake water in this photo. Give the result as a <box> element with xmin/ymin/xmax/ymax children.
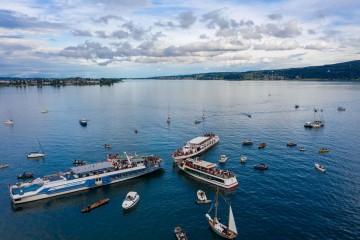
<box><xmin>0</xmin><ymin>80</ymin><xmax>360</xmax><ymax>239</ymax></box>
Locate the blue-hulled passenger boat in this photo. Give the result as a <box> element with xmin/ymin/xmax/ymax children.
<box><xmin>9</xmin><ymin>153</ymin><xmax>162</xmax><ymax>204</ymax></box>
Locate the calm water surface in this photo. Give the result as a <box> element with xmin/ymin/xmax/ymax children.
<box><xmin>0</xmin><ymin>80</ymin><xmax>360</xmax><ymax>239</ymax></box>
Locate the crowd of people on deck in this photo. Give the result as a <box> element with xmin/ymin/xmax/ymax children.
<box><xmin>172</xmin><ymin>133</ymin><xmax>217</xmax><ymax>157</ymax></box>
<box><xmin>182</xmin><ymin>159</ymin><xmax>235</xmax><ymax>179</ymax></box>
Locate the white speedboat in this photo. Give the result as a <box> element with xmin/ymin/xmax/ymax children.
<box><xmin>219</xmin><ymin>155</ymin><xmax>227</xmax><ymax>163</ymax></box>
<box><xmin>172</xmin><ymin>133</ymin><xmax>220</xmax><ymax>162</ymax></box>
<box><xmin>79</xmin><ymin>118</ymin><xmax>87</xmax><ymax>126</ymax></box>
<box><xmin>337</xmin><ymin>107</ymin><xmax>345</xmax><ymax>111</ymax></box>
<box><xmin>4</xmin><ymin>119</ymin><xmax>13</xmax><ymax>125</ymax></box>
<box><xmin>177</xmin><ymin>158</ymin><xmax>238</xmax><ymax>189</ymax></box>
<box><xmin>315</xmin><ymin>163</ymin><xmax>326</xmax><ymax>172</ymax></box>
<box><xmin>122</xmin><ymin>191</ymin><xmax>140</xmax><ymax>210</ymax></box>
<box><xmin>240</xmin><ymin>156</ymin><xmax>247</xmax><ymax>163</ymax></box>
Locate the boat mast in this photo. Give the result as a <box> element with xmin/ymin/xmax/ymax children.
<box><xmin>215</xmin><ymin>187</ymin><xmax>218</xmax><ymax>224</ymax></box>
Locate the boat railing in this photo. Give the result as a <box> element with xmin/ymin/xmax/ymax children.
<box><xmin>183</xmin><ymin>161</ymin><xmax>235</xmax><ymax>179</ymax></box>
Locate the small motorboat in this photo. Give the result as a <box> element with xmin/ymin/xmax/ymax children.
<box><xmin>254</xmin><ymin>163</ymin><xmax>268</xmax><ymax>170</ymax></box>
<box><xmin>258</xmin><ymin>143</ymin><xmax>266</xmax><ymax>149</ymax></box>
<box><xmin>17</xmin><ymin>172</ymin><xmax>34</xmax><ymax>179</ymax></box>
<box><xmin>240</xmin><ymin>156</ymin><xmax>247</xmax><ymax>163</ymax></box>
<box><xmin>4</xmin><ymin>119</ymin><xmax>14</xmax><ymax>125</ymax></box>
<box><xmin>315</xmin><ymin>163</ymin><xmax>326</xmax><ymax>173</ymax></box>
<box><xmin>0</xmin><ymin>164</ymin><xmax>9</xmax><ymax>169</ymax></box>
<box><xmin>319</xmin><ymin>148</ymin><xmax>330</xmax><ymax>153</ymax></box>
<box><xmin>174</xmin><ymin>226</ymin><xmax>188</xmax><ymax>240</ymax></box>
<box><xmin>79</xmin><ymin>118</ymin><xmax>87</xmax><ymax>126</ymax></box>
<box><xmin>73</xmin><ymin>159</ymin><xmax>87</xmax><ymax>166</ymax></box>
<box><xmin>81</xmin><ymin>198</ymin><xmax>109</xmax><ymax>213</ymax></box>
<box><xmin>219</xmin><ymin>155</ymin><xmax>228</xmax><ymax>163</ymax></box>
<box><xmin>41</xmin><ymin>109</ymin><xmax>49</xmax><ymax>113</ymax></box>
<box><xmin>104</xmin><ymin>144</ymin><xmax>112</xmax><ymax>149</ymax></box>
<box><xmin>134</xmin><ymin>129</ymin><xmax>138</xmax><ymax>134</ymax></box>
<box><xmin>299</xmin><ymin>147</ymin><xmax>306</xmax><ymax>152</ymax></box>
<box><xmin>122</xmin><ymin>191</ymin><xmax>140</xmax><ymax>210</ymax></box>
<box><xmin>245</xmin><ymin>113</ymin><xmax>251</xmax><ymax>118</ymax></box>
<box><xmin>287</xmin><ymin>142</ymin><xmax>297</xmax><ymax>147</ymax></box>
<box><xmin>196</xmin><ymin>190</ymin><xmax>212</xmax><ymax>204</ymax></box>
<box><xmin>242</xmin><ymin>139</ymin><xmax>253</xmax><ymax>145</ymax></box>
<box><xmin>337</xmin><ymin>107</ymin><xmax>345</xmax><ymax>111</ymax></box>
<box><xmin>194</xmin><ymin>119</ymin><xmax>202</xmax><ymax>124</ymax></box>
<box><xmin>295</xmin><ymin>104</ymin><xmax>299</xmax><ymax>109</ymax></box>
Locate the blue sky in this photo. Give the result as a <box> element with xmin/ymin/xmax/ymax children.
<box><xmin>0</xmin><ymin>0</ymin><xmax>359</xmax><ymax>78</ymax></box>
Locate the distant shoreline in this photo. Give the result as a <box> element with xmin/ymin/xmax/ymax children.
<box><xmin>0</xmin><ymin>78</ymin><xmax>123</xmax><ymax>87</ymax></box>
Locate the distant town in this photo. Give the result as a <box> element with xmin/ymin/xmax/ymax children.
<box><xmin>0</xmin><ymin>77</ymin><xmax>123</xmax><ymax>87</ymax></box>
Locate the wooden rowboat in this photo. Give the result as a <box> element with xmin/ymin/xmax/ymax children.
<box><xmin>81</xmin><ymin>198</ymin><xmax>109</xmax><ymax>213</ymax></box>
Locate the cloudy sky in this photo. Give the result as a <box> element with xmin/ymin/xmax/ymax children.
<box><xmin>0</xmin><ymin>0</ymin><xmax>359</xmax><ymax>78</ymax></box>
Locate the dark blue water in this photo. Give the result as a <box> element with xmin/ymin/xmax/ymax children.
<box><xmin>1</xmin><ymin>80</ymin><xmax>360</xmax><ymax>239</ymax></box>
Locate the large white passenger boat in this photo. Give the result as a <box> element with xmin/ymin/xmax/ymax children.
<box><xmin>9</xmin><ymin>153</ymin><xmax>162</xmax><ymax>204</ymax></box>
<box><xmin>177</xmin><ymin>158</ymin><xmax>238</xmax><ymax>189</ymax></box>
<box><xmin>172</xmin><ymin>133</ymin><xmax>219</xmax><ymax>162</ymax></box>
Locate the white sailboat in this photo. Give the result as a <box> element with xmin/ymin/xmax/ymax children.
<box><xmin>205</xmin><ymin>188</ymin><xmax>238</xmax><ymax>239</ymax></box>
<box><xmin>27</xmin><ymin>138</ymin><xmax>45</xmax><ymax>158</ymax></box>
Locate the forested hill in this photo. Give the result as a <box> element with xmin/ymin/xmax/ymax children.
<box><xmin>149</xmin><ymin>60</ymin><xmax>360</xmax><ymax>81</ymax></box>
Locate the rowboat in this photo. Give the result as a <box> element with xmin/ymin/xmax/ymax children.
<box><xmin>81</xmin><ymin>198</ymin><xmax>109</xmax><ymax>213</ymax></box>
<box><xmin>196</xmin><ymin>190</ymin><xmax>212</xmax><ymax>204</ymax></box>
<box><xmin>319</xmin><ymin>148</ymin><xmax>329</xmax><ymax>153</ymax></box>
<box><xmin>174</xmin><ymin>226</ymin><xmax>188</xmax><ymax>240</ymax></box>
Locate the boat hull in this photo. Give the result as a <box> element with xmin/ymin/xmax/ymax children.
<box><xmin>206</xmin><ymin>217</ymin><xmax>237</xmax><ymax>239</ymax></box>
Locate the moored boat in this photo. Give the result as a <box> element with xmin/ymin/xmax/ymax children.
<box><xmin>79</xmin><ymin>118</ymin><xmax>87</xmax><ymax>126</ymax></box>
<box><xmin>194</xmin><ymin>119</ymin><xmax>202</xmax><ymax>124</ymax></box>
<box><xmin>172</xmin><ymin>133</ymin><xmax>220</xmax><ymax>162</ymax></box>
<box><xmin>27</xmin><ymin>139</ymin><xmax>45</xmax><ymax>158</ymax></box>
<box><xmin>81</xmin><ymin>198</ymin><xmax>109</xmax><ymax>213</ymax></box>
<box><xmin>315</xmin><ymin>163</ymin><xmax>326</xmax><ymax>172</ymax></box>
<box><xmin>41</xmin><ymin>109</ymin><xmax>49</xmax><ymax>113</ymax></box>
<box><xmin>18</xmin><ymin>172</ymin><xmax>34</xmax><ymax>179</ymax></box>
<box><xmin>295</xmin><ymin>104</ymin><xmax>299</xmax><ymax>109</ymax></box>
<box><xmin>219</xmin><ymin>155</ymin><xmax>227</xmax><ymax>163</ymax></box>
<box><xmin>174</xmin><ymin>226</ymin><xmax>188</xmax><ymax>240</ymax></box>
<box><xmin>242</xmin><ymin>139</ymin><xmax>253</xmax><ymax>146</ymax></box>
<box><xmin>299</xmin><ymin>147</ymin><xmax>306</xmax><ymax>152</ymax></box>
<box><xmin>73</xmin><ymin>159</ymin><xmax>87</xmax><ymax>166</ymax></box>
<box><xmin>254</xmin><ymin>163</ymin><xmax>268</xmax><ymax>170</ymax></box>
<box><xmin>287</xmin><ymin>142</ymin><xmax>297</xmax><ymax>147</ymax></box>
<box><xmin>122</xmin><ymin>191</ymin><xmax>140</xmax><ymax>210</ymax></box>
<box><xmin>0</xmin><ymin>164</ymin><xmax>9</xmax><ymax>169</ymax></box>
<box><xmin>196</xmin><ymin>190</ymin><xmax>212</xmax><ymax>204</ymax></box>
<box><xmin>205</xmin><ymin>188</ymin><xmax>238</xmax><ymax>239</ymax></box>
<box><xmin>104</xmin><ymin>144</ymin><xmax>112</xmax><ymax>149</ymax></box>
<box><xmin>319</xmin><ymin>148</ymin><xmax>329</xmax><ymax>153</ymax></box>
<box><xmin>240</xmin><ymin>156</ymin><xmax>247</xmax><ymax>163</ymax></box>
<box><xmin>258</xmin><ymin>143</ymin><xmax>266</xmax><ymax>149</ymax></box>
<box><xmin>9</xmin><ymin>153</ymin><xmax>162</xmax><ymax>204</ymax></box>
<box><xmin>337</xmin><ymin>106</ymin><xmax>345</xmax><ymax>111</ymax></box>
<box><xmin>177</xmin><ymin>158</ymin><xmax>238</xmax><ymax>189</ymax></box>
<box><xmin>4</xmin><ymin>119</ymin><xmax>13</xmax><ymax>125</ymax></box>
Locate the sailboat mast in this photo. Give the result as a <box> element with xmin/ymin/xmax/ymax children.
<box><xmin>215</xmin><ymin>187</ymin><xmax>218</xmax><ymax>223</ymax></box>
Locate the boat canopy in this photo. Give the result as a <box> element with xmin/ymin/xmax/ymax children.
<box><xmin>191</xmin><ymin>159</ymin><xmax>217</xmax><ymax>169</ymax></box>
<box><xmin>71</xmin><ymin>162</ymin><xmax>113</xmax><ymax>174</ymax></box>
<box><xmin>189</xmin><ymin>136</ymin><xmax>209</xmax><ymax>145</ymax></box>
